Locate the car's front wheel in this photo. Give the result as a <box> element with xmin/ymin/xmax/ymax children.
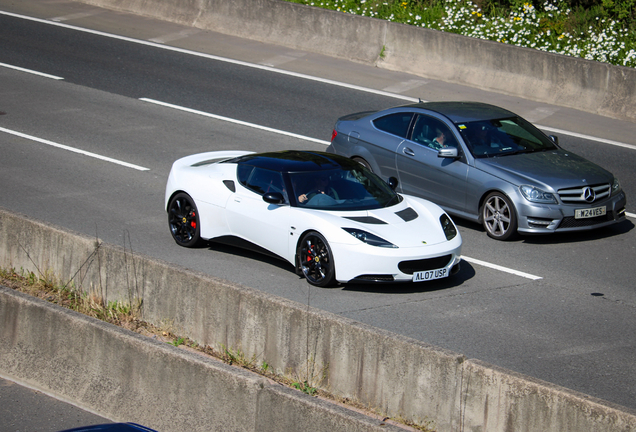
<box><xmin>168</xmin><ymin>192</ymin><xmax>202</xmax><ymax>247</ymax></box>
<box><xmin>298</xmin><ymin>231</ymin><xmax>336</xmax><ymax>287</ymax></box>
<box><xmin>481</xmin><ymin>192</ymin><xmax>517</xmax><ymax>240</ymax></box>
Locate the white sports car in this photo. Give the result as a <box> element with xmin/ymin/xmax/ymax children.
<box><xmin>165</xmin><ymin>150</ymin><xmax>462</xmax><ymax>287</ymax></box>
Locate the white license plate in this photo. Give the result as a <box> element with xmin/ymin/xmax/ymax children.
<box><xmin>413</xmin><ymin>268</ymin><xmax>448</xmax><ymax>282</ymax></box>
<box><xmin>575</xmin><ymin>206</ymin><xmax>606</xmax><ymax>219</ymax></box>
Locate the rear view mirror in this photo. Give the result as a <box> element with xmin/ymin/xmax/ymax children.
<box><xmin>263</xmin><ymin>192</ymin><xmax>285</xmax><ymax>204</ymax></box>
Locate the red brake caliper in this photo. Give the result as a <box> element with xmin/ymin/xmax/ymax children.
<box><xmin>190</xmin><ymin>211</ymin><xmax>197</xmax><ymax>229</ymax></box>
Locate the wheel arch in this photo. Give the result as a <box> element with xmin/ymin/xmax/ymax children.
<box><xmin>165</xmin><ymin>189</ymin><xmax>188</xmax><ymax>212</ymax></box>
<box><xmin>348</xmin><ymin>146</ymin><xmax>382</xmax><ymax>174</ymax></box>
<box><xmin>477</xmin><ymin>187</ymin><xmax>518</xmax><ymax>224</ymax></box>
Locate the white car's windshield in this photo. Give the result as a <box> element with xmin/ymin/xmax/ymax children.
<box><xmin>290</xmin><ymin>168</ymin><xmax>400</xmax><ymax>210</ymax></box>
<box><xmin>459</xmin><ymin>117</ymin><xmax>557</xmax><ymax>158</ymax></box>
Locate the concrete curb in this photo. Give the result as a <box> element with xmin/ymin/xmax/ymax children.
<box><xmin>2</xmin><ymin>207</ymin><xmax>636</xmax><ymax>431</ymax></box>
<box><xmin>75</xmin><ymin>0</ymin><xmax>636</xmax><ymax>122</ymax></box>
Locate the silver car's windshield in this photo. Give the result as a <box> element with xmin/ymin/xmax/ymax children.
<box><xmin>290</xmin><ymin>168</ymin><xmax>401</xmax><ymax>210</ymax></box>
<box><xmin>459</xmin><ymin>117</ymin><xmax>557</xmax><ymax>158</ymax></box>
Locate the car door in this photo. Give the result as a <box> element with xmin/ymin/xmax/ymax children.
<box><xmin>225</xmin><ymin>166</ymin><xmax>292</xmax><ymax>260</ymax></box>
<box><xmin>361</xmin><ymin>112</ymin><xmax>414</xmax><ymax>179</ymax></box>
<box><xmin>395</xmin><ymin>114</ymin><xmax>469</xmax><ymax>214</ymax></box>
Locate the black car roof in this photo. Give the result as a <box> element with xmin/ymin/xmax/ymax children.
<box><xmin>230</xmin><ymin>150</ymin><xmax>357</xmax><ymax>172</ymax></box>
<box><xmin>399</xmin><ymin>101</ymin><xmax>517</xmax><ymax>124</ymax></box>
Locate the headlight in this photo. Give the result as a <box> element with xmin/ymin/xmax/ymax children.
<box><xmin>611</xmin><ymin>177</ymin><xmax>622</xmax><ymax>195</ymax></box>
<box><xmin>520</xmin><ymin>185</ymin><xmax>557</xmax><ymax>204</ymax></box>
<box><xmin>440</xmin><ymin>214</ymin><xmax>457</xmax><ymax>241</ymax></box>
<box><xmin>342</xmin><ymin>228</ymin><xmax>397</xmax><ymax>248</ymax></box>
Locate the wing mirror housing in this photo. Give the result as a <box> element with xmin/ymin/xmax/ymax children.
<box><xmin>263</xmin><ymin>192</ymin><xmax>285</xmax><ymax>205</ymax></box>
<box><xmin>549</xmin><ymin>135</ymin><xmax>559</xmax><ymax>145</ymax></box>
<box><xmin>438</xmin><ymin>147</ymin><xmax>459</xmax><ymax>158</ymax></box>
<box><xmin>387</xmin><ymin>176</ymin><xmax>399</xmax><ymax>190</ymax></box>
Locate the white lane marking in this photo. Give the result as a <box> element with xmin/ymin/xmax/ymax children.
<box><xmin>51</xmin><ymin>10</ymin><xmax>104</xmax><ymax>22</ymax></box>
<box><xmin>0</xmin><ymin>127</ymin><xmax>150</xmax><ymax>171</ymax></box>
<box><xmin>627</xmin><ymin>212</ymin><xmax>636</xmax><ymax>219</ymax></box>
<box><xmin>4</xmin><ymin>10</ymin><xmax>635</xmax><ymax>150</ymax></box>
<box><xmin>139</xmin><ymin>98</ymin><xmax>331</xmax><ymax>145</ymax></box>
<box><xmin>260</xmin><ymin>54</ymin><xmax>305</xmax><ymax>68</ymax></box>
<box><xmin>462</xmin><ymin>256</ymin><xmax>543</xmax><ymax>280</ymax></box>
<box><xmin>0</xmin><ymin>10</ymin><xmax>417</xmax><ymax>103</ymax></box>
<box><xmin>537</xmin><ymin>125</ymin><xmax>636</xmax><ymax>151</ymax></box>
<box><xmin>0</xmin><ymin>62</ymin><xmax>64</xmax><ymax>80</ymax></box>
<box><xmin>383</xmin><ymin>79</ymin><xmax>428</xmax><ymax>93</ymax></box>
<box><xmin>149</xmin><ymin>28</ymin><xmax>201</xmax><ymax>44</ymax></box>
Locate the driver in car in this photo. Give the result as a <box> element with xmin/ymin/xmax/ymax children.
<box><xmin>298</xmin><ymin>175</ymin><xmax>339</xmax><ymax>204</ymax></box>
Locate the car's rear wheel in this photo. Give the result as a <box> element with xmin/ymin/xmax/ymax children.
<box><xmin>168</xmin><ymin>192</ymin><xmax>202</xmax><ymax>247</ymax></box>
<box><xmin>298</xmin><ymin>231</ymin><xmax>336</xmax><ymax>287</ymax></box>
<box><xmin>352</xmin><ymin>157</ymin><xmax>372</xmax><ymax>172</ymax></box>
<box><xmin>481</xmin><ymin>192</ymin><xmax>517</xmax><ymax>240</ymax></box>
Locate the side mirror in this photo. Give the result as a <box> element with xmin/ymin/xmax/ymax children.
<box><xmin>263</xmin><ymin>192</ymin><xmax>285</xmax><ymax>205</ymax></box>
<box><xmin>549</xmin><ymin>135</ymin><xmax>559</xmax><ymax>145</ymax></box>
<box><xmin>387</xmin><ymin>177</ymin><xmax>399</xmax><ymax>190</ymax></box>
<box><xmin>438</xmin><ymin>147</ymin><xmax>459</xmax><ymax>158</ymax></box>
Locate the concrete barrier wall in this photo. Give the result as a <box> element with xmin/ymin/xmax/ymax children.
<box><xmin>0</xmin><ymin>287</ymin><xmax>405</xmax><ymax>432</ymax></box>
<box><xmin>76</xmin><ymin>0</ymin><xmax>636</xmax><ymax>122</ymax></box>
<box><xmin>2</xmin><ymin>208</ymin><xmax>636</xmax><ymax>431</ymax></box>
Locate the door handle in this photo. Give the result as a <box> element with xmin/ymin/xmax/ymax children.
<box><xmin>403</xmin><ymin>147</ymin><xmax>415</xmax><ymax>156</ymax></box>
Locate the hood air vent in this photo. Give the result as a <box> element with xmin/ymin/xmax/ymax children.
<box><xmin>343</xmin><ymin>216</ymin><xmax>387</xmax><ymax>224</ymax></box>
<box><xmin>395</xmin><ymin>207</ymin><xmax>418</xmax><ymax>222</ymax></box>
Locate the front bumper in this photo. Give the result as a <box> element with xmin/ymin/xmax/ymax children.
<box><xmin>516</xmin><ymin>190</ymin><xmax>627</xmax><ymax>234</ymax></box>
<box><xmin>330</xmin><ymin>237</ymin><xmax>462</xmax><ymax>284</ymax></box>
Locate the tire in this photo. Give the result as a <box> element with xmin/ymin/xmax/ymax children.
<box><xmin>297</xmin><ymin>231</ymin><xmax>336</xmax><ymax>287</ymax></box>
<box><xmin>168</xmin><ymin>192</ymin><xmax>202</xmax><ymax>247</ymax></box>
<box><xmin>481</xmin><ymin>192</ymin><xmax>517</xmax><ymax>241</ymax></box>
<box><xmin>352</xmin><ymin>157</ymin><xmax>372</xmax><ymax>172</ymax></box>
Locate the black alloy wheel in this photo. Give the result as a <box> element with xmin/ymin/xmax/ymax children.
<box><xmin>168</xmin><ymin>192</ymin><xmax>202</xmax><ymax>247</ymax></box>
<box><xmin>298</xmin><ymin>231</ymin><xmax>336</xmax><ymax>287</ymax></box>
<box><xmin>481</xmin><ymin>192</ymin><xmax>518</xmax><ymax>240</ymax></box>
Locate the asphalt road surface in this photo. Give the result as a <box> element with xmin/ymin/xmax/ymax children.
<box><xmin>1</xmin><ymin>0</ymin><xmax>636</xmax><ymax>427</ymax></box>
<box><xmin>0</xmin><ymin>377</ymin><xmax>110</xmax><ymax>431</ymax></box>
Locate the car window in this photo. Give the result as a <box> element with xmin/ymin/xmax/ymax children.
<box><xmin>410</xmin><ymin>115</ymin><xmax>458</xmax><ymax>150</ymax></box>
<box><xmin>458</xmin><ymin>117</ymin><xmax>557</xmax><ymax>158</ymax></box>
<box><xmin>372</xmin><ymin>112</ymin><xmax>414</xmax><ymax>138</ymax></box>
<box><xmin>237</xmin><ymin>164</ymin><xmax>254</xmax><ymax>186</ymax></box>
<box><xmin>241</xmin><ymin>166</ymin><xmax>287</xmax><ymax>199</ymax></box>
<box><xmin>289</xmin><ymin>168</ymin><xmax>400</xmax><ymax>210</ymax></box>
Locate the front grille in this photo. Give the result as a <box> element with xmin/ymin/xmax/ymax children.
<box><xmin>558</xmin><ymin>183</ymin><xmax>610</xmax><ymax>204</ymax></box>
<box><xmin>398</xmin><ymin>255</ymin><xmax>452</xmax><ymax>274</ymax></box>
<box><xmin>558</xmin><ymin>212</ymin><xmax>614</xmax><ymax>229</ymax></box>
